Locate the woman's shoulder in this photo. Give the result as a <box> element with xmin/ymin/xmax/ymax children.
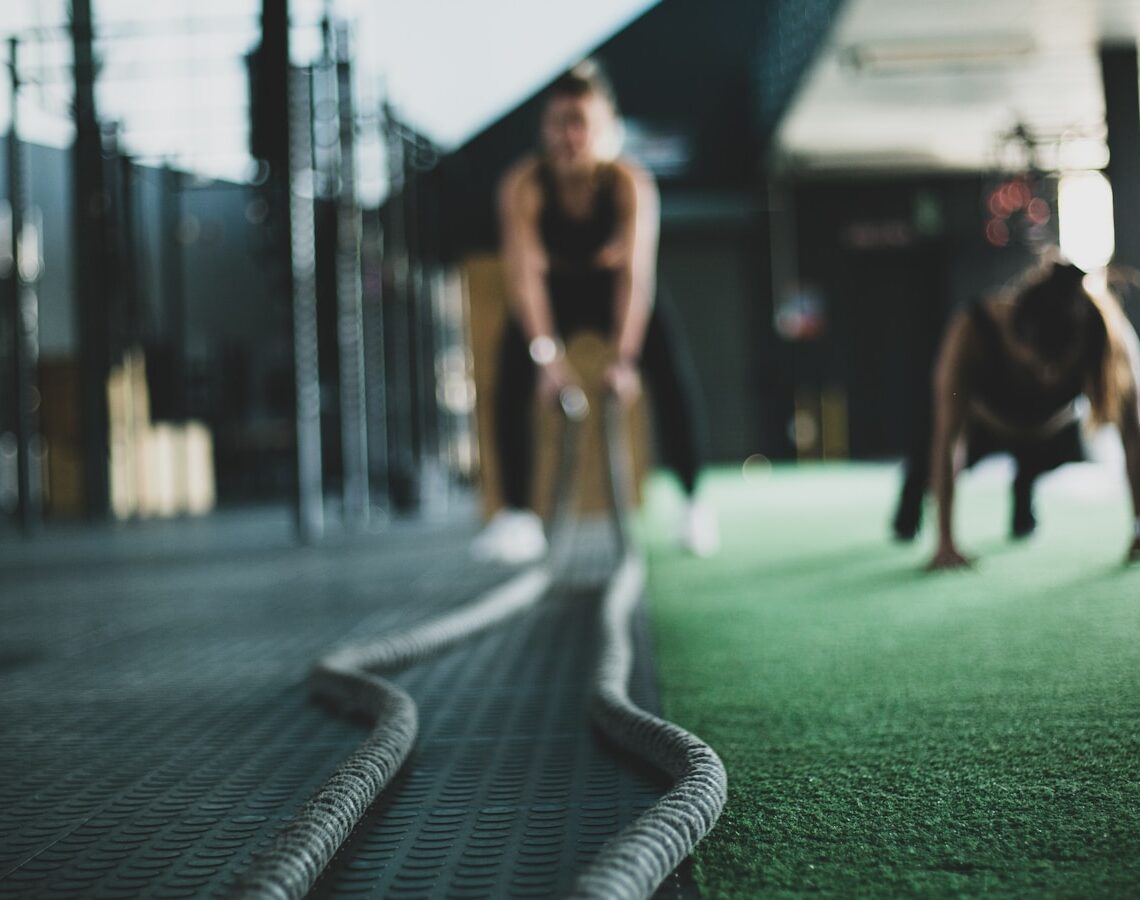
<box><xmin>939</xmin><ymin>294</ymin><xmax>1010</xmax><ymax>372</ymax></box>
<box><xmin>944</xmin><ymin>294</ymin><xmax>1009</xmax><ymax>335</ymax></box>
<box><xmin>980</xmin><ymin>292</ymin><xmax>1016</xmax><ymax>327</ymax></box>
<box><xmin>609</xmin><ymin>156</ymin><xmax>654</xmax><ymax>186</ymax></box>
<box><xmin>606</xmin><ymin>157</ymin><xmax>658</xmax><ymax>208</ymax></box>
<box><xmin>500</xmin><ymin>155</ymin><xmax>543</xmax><ymax>189</ymax></box>
<box><xmin>498</xmin><ymin>156</ymin><xmax>546</xmax><ymax>212</ymax></box>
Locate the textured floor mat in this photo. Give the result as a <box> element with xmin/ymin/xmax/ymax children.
<box><xmin>0</xmin><ymin>511</ymin><xmax>694</xmax><ymax>898</ymax></box>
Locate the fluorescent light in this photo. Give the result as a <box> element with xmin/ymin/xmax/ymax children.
<box><xmin>841</xmin><ymin>33</ymin><xmax>1035</xmax><ymax>73</ymax></box>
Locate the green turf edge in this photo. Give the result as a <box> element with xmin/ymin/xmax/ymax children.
<box><xmin>640</xmin><ymin>462</ymin><xmax>1140</xmax><ymax>898</ymax></box>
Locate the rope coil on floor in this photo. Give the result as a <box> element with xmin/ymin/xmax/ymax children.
<box><xmin>570</xmin><ymin>551</ymin><xmax>727</xmax><ymax>899</ymax></box>
<box><xmin>235</xmin><ymin>389</ymin><xmax>726</xmax><ymax>900</ymax></box>
<box><xmin>235</xmin><ymin>566</ymin><xmax>553</xmax><ymax>900</ymax></box>
<box><xmin>235</xmin><ymin>389</ymin><xmax>585</xmax><ymax>900</ymax></box>
<box><xmin>568</xmin><ymin>398</ymin><xmax>727</xmax><ymax>899</ymax></box>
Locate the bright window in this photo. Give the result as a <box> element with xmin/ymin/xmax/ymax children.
<box><xmin>1058</xmin><ymin>170</ymin><xmax>1115</xmax><ymax>271</ymax></box>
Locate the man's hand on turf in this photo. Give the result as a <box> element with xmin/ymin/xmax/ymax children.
<box><xmin>927</xmin><ymin>542</ymin><xmax>973</xmax><ymax>572</ymax></box>
<box><xmin>1126</xmin><ymin>534</ymin><xmax>1140</xmax><ymax>564</ymax></box>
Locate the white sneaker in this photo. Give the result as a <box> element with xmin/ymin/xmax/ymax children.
<box><xmin>471</xmin><ymin>508</ymin><xmax>548</xmax><ymax>564</ymax></box>
<box><xmin>680</xmin><ymin>501</ymin><xmax>720</xmax><ymax>557</ymax></box>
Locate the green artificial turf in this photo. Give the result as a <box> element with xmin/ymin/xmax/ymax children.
<box><xmin>640</xmin><ymin>462</ymin><xmax>1140</xmax><ymax>898</ymax></box>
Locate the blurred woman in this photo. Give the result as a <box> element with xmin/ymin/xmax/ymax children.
<box><xmin>471</xmin><ymin>61</ymin><xmax>718</xmax><ymax>563</ymax></box>
<box><xmin>892</xmin><ymin>258</ymin><xmax>1140</xmax><ymax>569</ymax></box>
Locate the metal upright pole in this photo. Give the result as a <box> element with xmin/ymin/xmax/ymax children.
<box><xmin>161</xmin><ymin>164</ymin><xmax>187</xmax><ymax>421</ymax></box>
<box><xmin>333</xmin><ymin>22</ymin><xmax>370</xmax><ymax>527</ymax></box>
<box><xmin>256</xmin><ymin>0</ymin><xmax>323</xmax><ymax>541</ymax></box>
<box><xmin>100</xmin><ymin>123</ymin><xmax>129</xmax><ymax>362</ymax></box>
<box><xmin>6</xmin><ymin>38</ymin><xmax>42</xmax><ymax>532</ymax></box>
<box><xmin>402</xmin><ymin>145</ymin><xmax>424</xmax><ymax>473</ymax></box>
<box><xmin>117</xmin><ymin>153</ymin><xmax>142</xmax><ymax>352</ymax></box>
<box><xmin>411</xmin><ymin>157</ymin><xmax>441</xmax><ymax>482</ymax></box>
<box><xmin>382</xmin><ymin>100</ymin><xmax>414</xmax><ymax>508</ymax></box>
<box><xmin>286</xmin><ymin>41</ymin><xmax>325</xmax><ymax>541</ymax></box>
<box><xmin>71</xmin><ymin>0</ymin><xmax>112</xmax><ymax>518</ymax></box>
<box><xmin>361</xmin><ymin>202</ymin><xmax>389</xmax><ymax>514</ymax></box>
<box><xmin>1101</xmin><ymin>44</ymin><xmax>1140</xmax><ymax>273</ymax></box>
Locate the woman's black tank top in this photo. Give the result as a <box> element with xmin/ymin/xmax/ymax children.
<box><xmin>536</xmin><ymin>162</ymin><xmax>619</xmax><ymax>327</ymax></box>
<box><xmin>968</xmin><ymin>300</ymin><xmax>1088</xmax><ymax>429</ymax></box>
<box><xmin>537</xmin><ymin>161</ymin><xmax>618</xmax><ymax>269</ymax></box>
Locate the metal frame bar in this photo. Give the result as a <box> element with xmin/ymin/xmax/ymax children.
<box><xmin>331</xmin><ymin>21</ymin><xmax>369</xmax><ymax>528</ymax></box>
<box><xmin>6</xmin><ymin>37</ymin><xmax>42</xmax><ymax>532</ymax></box>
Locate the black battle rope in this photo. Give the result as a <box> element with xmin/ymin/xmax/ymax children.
<box><xmin>235</xmin><ymin>390</ymin><xmax>726</xmax><ymax>899</ymax></box>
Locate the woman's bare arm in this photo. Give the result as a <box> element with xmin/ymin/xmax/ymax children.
<box><xmin>1115</xmin><ymin>322</ymin><xmax>1140</xmax><ymax>561</ymax></box>
<box><xmin>498</xmin><ymin>160</ymin><xmax>555</xmax><ymax>344</ymax></box>
<box><xmin>498</xmin><ymin>160</ymin><xmax>576</xmax><ymax>400</ymax></box>
<box><xmin>928</xmin><ymin>313</ymin><xmax>975</xmax><ymax>570</ymax></box>
<box><xmin>1121</xmin><ymin>399</ymin><xmax>1140</xmax><ymax>561</ymax></box>
<box><xmin>601</xmin><ymin>160</ymin><xmax>659</xmax><ymax>363</ymax></box>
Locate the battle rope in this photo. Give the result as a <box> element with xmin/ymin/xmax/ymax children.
<box><xmin>569</xmin><ymin>398</ymin><xmax>727</xmax><ymax>898</ymax></box>
<box><xmin>235</xmin><ymin>388</ymin><xmax>586</xmax><ymax>900</ymax></box>
<box><xmin>235</xmin><ymin>390</ymin><xmax>726</xmax><ymax>899</ymax></box>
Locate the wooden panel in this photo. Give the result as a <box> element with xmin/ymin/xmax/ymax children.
<box><xmin>38</xmin><ymin>357</ymin><xmax>85</xmax><ymax>517</ymax></box>
<box><xmin>38</xmin><ymin>358</ymin><xmax>83</xmax><ymax>445</ymax></box>
<box><xmin>38</xmin><ymin>353</ymin><xmax>218</xmax><ymax>519</ymax></box>
<box><xmin>463</xmin><ymin>253</ymin><xmax>649</xmax><ymax>521</ymax></box>
<box><xmin>464</xmin><ymin>254</ymin><xmax>510</xmax><ymax>521</ymax></box>
<box><xmin>532</xmin><ymin>332</ymin><xmax>650</xmax><ymax>518</ymax></box>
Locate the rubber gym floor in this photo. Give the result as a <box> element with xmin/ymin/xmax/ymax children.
<box><xmin>0</xmin><ymin>501</ymin><xmax>693</xmax><ymax>899</ymax></box>
<box><xmin>3</xmin><ymin>460</ymin><xmax>1138</xmax><ymax>897</ymax></box>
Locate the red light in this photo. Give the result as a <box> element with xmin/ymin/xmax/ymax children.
<box><xmin>985</xmin><ymin>218</ymin><xmax>1010</xmax><ymax>246</ymax></box>
<box><xmin>1010</xmin><ymin>180</ymin><xmax>1032</xmax><ymax>209</ymax></box>
<box><xmin>995</xmin><ymin>179</ymin><xmax>1031</xmax><ymax>213</ymax></box>
<box><xmin>1026</xmin><ymin>197</ymin><xmax>1050</xmax><ymax>225</ymax></box>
